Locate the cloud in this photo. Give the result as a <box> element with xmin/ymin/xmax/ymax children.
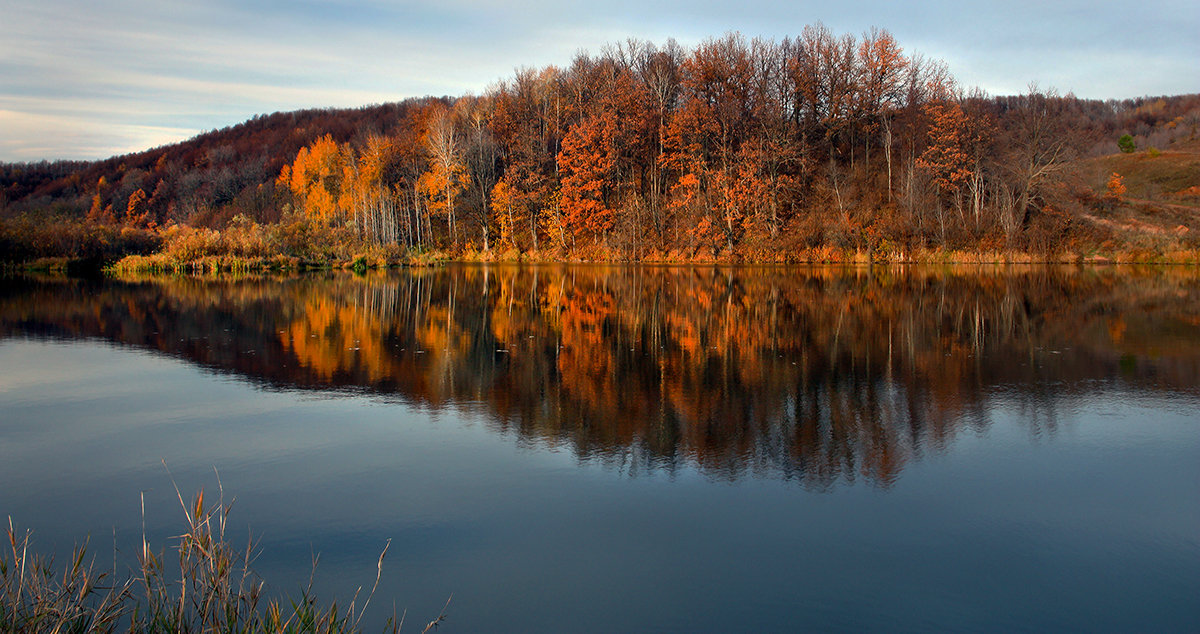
<box><xmin>2</xmin><ymin>0</ymin><xmax>1196</xmax><ymax>161</ymax></box>
<box><xmin>0</xmin><ymin>109</ymin><xmax>199</xmax><ymax>162</ymax></box>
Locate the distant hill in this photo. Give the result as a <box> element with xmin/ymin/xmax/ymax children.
<box><xmin>1</xmin><ymin>99</ymin><xmax>441</xmax><ymax>226</ymax></box>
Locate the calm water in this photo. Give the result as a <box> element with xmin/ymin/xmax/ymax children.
<box><xmin>1</xmin><ymin>265</ymin><xmax>1198</xmax><ymax>632</ymax></box>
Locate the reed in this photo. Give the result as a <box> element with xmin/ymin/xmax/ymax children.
<box><xmin>1</xmin><ymin>519</ymin><xmax>131</xmax><ymax>632</ymax></box>
<box><xmin>0</xmin><ymin>483</ymin><xmax>446</xmax><ymax>633</ymax></box>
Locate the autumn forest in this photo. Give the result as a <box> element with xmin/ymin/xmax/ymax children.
<box><xmin>3</xmin><ymin>25</ymin><xmax>1199</xmax><ymax>267</ymax></box>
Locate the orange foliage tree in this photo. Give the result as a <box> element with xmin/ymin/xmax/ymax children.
<box><xmin>1104</xmin><ymin>172</ymin><xmax>1126</xmax><ymax>202</ymax></box>
<box><xmin>125</xmin><ymin>187</ymin><xmax>152</xmax><ymax>228</ymax></box>
<box><xmin>558</xmin><ymin>112</ymin><xmax>618</xmax><ymax>244</ymax></box>
<box><xmin>416</xmin><ymin>162</ymin><xmax>470</xmax><ymax>246</ymax></box>
<box><xmin>279</xmin><ymin>135</ymin><xmax>348</xmax><ymax>222</ymax></box>
<box><xmin>917</xmin><ymin>99</ymin><xmax>986</xmax><ymax>227</ymax></box>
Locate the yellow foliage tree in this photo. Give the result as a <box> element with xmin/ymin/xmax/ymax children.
<box><xmin>279</xmin><ymin>135</ymin><xmax>348</xmax><ymax>221</ymax></box>
<box><xmin>419</xmin><ymin>105</ymin><xmax>470</xmax><ymax>245</ymax></box>
<box><xmin>489</xmin><ymin>180</ymin><xmax>519</xmax><ymax>250</ymax></box>
<box><xmin>340</xmin><ymin>135</ymin><xmax>402</xmax><ymax>244</ymax></box>
<box><xmin>417</xmin><ymin>160</ymin><xmax>470</xmax><ymax>244</ymax></box>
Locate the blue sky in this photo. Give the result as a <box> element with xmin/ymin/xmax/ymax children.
<box><xmin>3</xmin><ymin>0</ymin><xmax>1196</xmax><ymax>162</ymax></box>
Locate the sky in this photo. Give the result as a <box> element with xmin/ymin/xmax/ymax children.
<box><xmin>3</xmin><ymin>0</ymin><xmax>1197</xmax><ymax>163</ymax></box>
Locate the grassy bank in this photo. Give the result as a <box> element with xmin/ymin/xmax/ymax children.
<box><xmin>105</xmin><ymin>249</ymin><xmax>455</xmax><ymax>275</ymax></box>
<box><xmin>86</xmin><ymin>206</ymin><xmax>1200</xmax><ymax>271</ymax></box>
<box><xmin>94</xmin><ymin>244</ymin><xmax>1200</xmax><ymax>273</ymax></box>
<box><xmin>1</xmin><ymin>489</ymin><xmax>446</xmax><ymax>633</ymax></box>
<box><xmin>7</xmin><ymin>197</ymin><xmax>1200</xmax><ymax>275</ymax></box>
<box><xmin>19</xmin><ymin>240</ymin><xmax>1200</xmax><ymax>276</ymax></box>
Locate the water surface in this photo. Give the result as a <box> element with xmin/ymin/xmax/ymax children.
<box><xmin>1</xmin><ymin>265</ymin><xmax>1197</xmax><ymax>631</ymax></box>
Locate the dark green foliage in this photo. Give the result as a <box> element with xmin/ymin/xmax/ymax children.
<box><xmin>1118</xmin><ymin>134</ymin><xmax>1136</xmax><ymax>153</ymax></box>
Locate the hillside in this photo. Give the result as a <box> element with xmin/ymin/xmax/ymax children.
<box><xmin>1</xmin><ymin>101</ymin><xmax>436</xmax><ymax>226</ymax></box>
<box><xmin>2</xmin><ymin>27</ymin><xmax>1199</xmax><ymax>265</ymax></box>
<box><xmin>1069</xmin><ymin>140</ymin><xmax>1200</xmax><ymax>251</ymax></box>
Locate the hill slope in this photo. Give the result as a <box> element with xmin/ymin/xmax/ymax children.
<box><xmin>2</xmin><ymin>100</ymin><xmax>437</xmax><ymax>226</ymax></box>
<box><xmin>1</xmin><ymin>29</ymin><xmax>1198</xmax><ymax>263</ymax></box>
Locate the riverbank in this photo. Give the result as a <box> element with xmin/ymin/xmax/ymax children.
<box><xmin>5</xmin><ymin>213</ymin><xmax>1200</xmax><ymax>275</ymax></box>
<box><xmin>5</xmin><ymin>245</ymin><xmax>1199</xmax><ymax>277</ymax></box>
<box><xmin>103</xmin><ymin>246</ymin><xmax>1200</xmax><ymax>273</ymax></box>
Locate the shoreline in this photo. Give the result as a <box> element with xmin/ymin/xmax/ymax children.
<box><xmin>100</xmin><ymin>246</ymin><xmax>1200</xmax><ymax>273</ymax></box>
<box><xmin>6</xmin><ymin>244</ymin><xmax>1200</xmax><ymax>277</ymax></box>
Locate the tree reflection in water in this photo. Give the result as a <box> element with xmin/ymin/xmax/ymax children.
<box><xmin>3</xmin><ymin>265</ymin><xmax>1198</xmax><ymax>488</ymax></box>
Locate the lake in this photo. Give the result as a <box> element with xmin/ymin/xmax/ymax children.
<box><xmin>1</xmin><ymin>264</ymin><xmax>1197</xmax><ymax>632</ymax></box>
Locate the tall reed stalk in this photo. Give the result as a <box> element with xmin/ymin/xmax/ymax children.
<box><xmin>0</xmin><ymin>482</ymin><xmax>448</xmax><ymax>633</ymax></box>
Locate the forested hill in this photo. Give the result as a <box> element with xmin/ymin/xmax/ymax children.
<box><xmin>0</xmin><ymin>101</ymin><xmax>434</xmax><ymax>226</ymax></box>
<box><xmin>2</xmin><ymin>26</ymin><xmax>1199</xmax><ymax>262</ymax></box>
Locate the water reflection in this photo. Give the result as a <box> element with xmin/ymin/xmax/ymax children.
<box><xmin>3</xmin><ymin>265</ymin><xmax>1199</xmax><ymax>487</ymax></box>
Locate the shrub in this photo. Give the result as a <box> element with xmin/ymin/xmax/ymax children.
<box><xmin>0</xmin><ymin>216</ymin><xmax>160</xmax><ymax>265</ymax></box>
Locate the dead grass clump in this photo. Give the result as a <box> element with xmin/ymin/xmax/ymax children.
<box><xmin>1</xmin><ymin>479</ymin><xmax>447</xmax><ymax>633</ymax></box>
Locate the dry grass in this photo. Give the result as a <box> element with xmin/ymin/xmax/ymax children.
<box><xmin>1083</xmin><ymin>149</ymin><xmax>1200</xmax><ymax>201</ymax></box>
<box><xmin>0</xmin><ymin>477</ymin><xmax>446</xmax><ymax>633</ymax></box>
<box><xmin>1</xmin><ymin>520</ymin><xmax>131</xmax><ymax>632</ymax></box>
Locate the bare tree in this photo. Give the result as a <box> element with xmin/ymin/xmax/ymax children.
<box><xmin>998</xmin><ymin>85</ymin><xmax>1076</xmax><ymax>237</ymax></box>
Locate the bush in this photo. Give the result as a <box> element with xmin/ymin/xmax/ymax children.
<box><xmin>0</xmin><ymin>215</ymin><xmax>161</xmax><ymax>265</ymax></box>
<box><xmin>160</xmin><ymin>225</ymin><xmax>225</xmax><ymax>261</ymax></box>
<box><xmin>1118</xmin><ymin>134</ymin><xmax>1136</xmax><ymax>153</ymax></box>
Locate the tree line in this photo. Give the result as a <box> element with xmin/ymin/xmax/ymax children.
<box><xmin>4</xmin><ymin>25</ymin><xmax>1199</xmax><ymax>261</ymax></box>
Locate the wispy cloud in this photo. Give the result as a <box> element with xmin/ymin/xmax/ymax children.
<box><xmin>0</xmin><ymin>110</ymin><xmax>199</xmax><ymax>161</ymax></box>
<box><xmin>3</xmin><ymin>0</ymin><xmax>1196</xmax><ymax>161</ymax></box>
